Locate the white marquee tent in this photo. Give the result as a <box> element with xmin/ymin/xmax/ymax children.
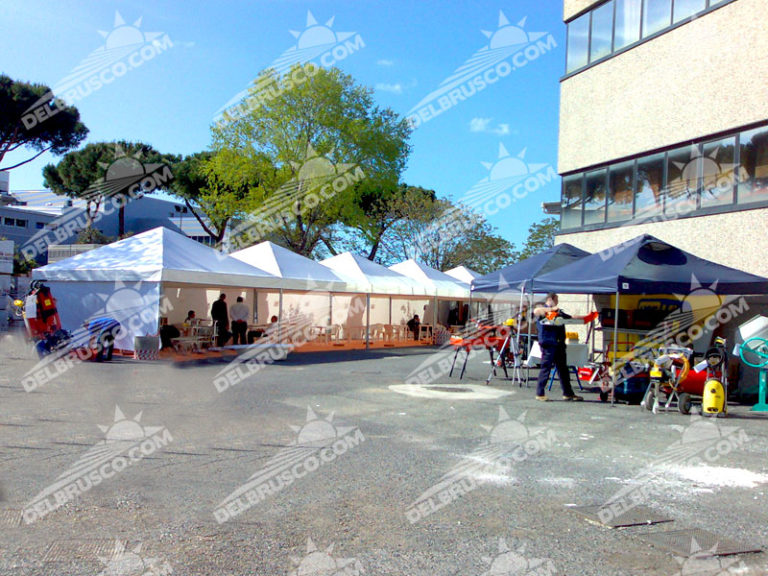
<box><xmin>444</xmin><ymin>265</ymin><xmax>481</xmax><ymax>284</ymax></box>
<box><xmin>32</xmin><ymin>227</ymin><xmax>280</xmax><ymax>350</ymax></box>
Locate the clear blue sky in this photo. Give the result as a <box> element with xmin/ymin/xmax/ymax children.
<box><xmin>1</xmin><ymin>0</ymin><xmax>566</xmax><ymax>248</ymax></box>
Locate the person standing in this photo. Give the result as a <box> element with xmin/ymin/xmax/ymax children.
<box><xmin>211</xmin><ymin>293</ymin><xmax>230</xmax><ymax>347</ymax></box>
<box><xmin>533</xmin><ymin>293</ymin><xmax>583</xmax><ymax>402</ymax></box>
<box><xmin>229</xmin><ymin>296</ymin><xmax>249</xmax><ymax>345</ymax></box>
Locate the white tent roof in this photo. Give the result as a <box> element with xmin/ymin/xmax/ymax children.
<box><xmin>319</xmin><ymin>252</ymin><xmax>426</xmax><ymax>295</ymax></box>
<box><xmin>230</xmin><ymin>241</ymin><xmax>347</xmax><ymax>291</ymax></box>
<box><xmin>33</xmin><ymin>226</ymin><xmax>282</xmax><ymax>288</ymax></box>
<box><xmin>444</xmin><ymin>265</ymin><xmax>482</xmax><ymax>284</ymax></box>
<box><xmin>389</xmin><ymin>259</ymin><xmax>470</xmax><ymax>299</ymax></box>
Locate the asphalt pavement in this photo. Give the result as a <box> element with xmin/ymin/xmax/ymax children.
<box><xmin>1</xmin><ymin>332</ymin><xmax>767</xmax><ymax>575</ymax></box>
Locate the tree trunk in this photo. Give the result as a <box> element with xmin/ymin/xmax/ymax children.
<box><xmin>118</xmin><ymin>202</ymin><xmax>125</xmax><ymax>238</ymax></box>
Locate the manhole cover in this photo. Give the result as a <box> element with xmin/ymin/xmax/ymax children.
<box><xmin>637</xmin><ymin>528</ymin><xmax>763</xmax><ymax>557</ymax></box>
<box><xmin>425</xmin><ymin>386</ymin><xmax>472</xmax><ymax>393</ymax></box>
<box><xmin>567</xmin><ymin>504</ymin><xmax>673</xmax><ymax>528</ymax></box>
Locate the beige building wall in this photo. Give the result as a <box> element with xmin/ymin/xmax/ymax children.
<box><xmin>559</xmin><ymin>0</ymin><xmax>768</xmax><ymax>174</ymax></box>
<box><xmin>556</xmin><ymin>207</ymin><xmax>768</xmax><ymax>277</ymax></box>
<box><xmin>563</xmin><ymin>0</ymin><xmax>603</xmax><ymax>22</ymax></box>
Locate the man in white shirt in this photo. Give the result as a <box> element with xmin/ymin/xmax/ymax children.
<box><xmin>229</xmin><ymin>296</ymin><xmax>250</xmax><ymax>345</ymax></box>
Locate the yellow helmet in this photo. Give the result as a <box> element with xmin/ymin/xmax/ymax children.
<box><xmin>504</xmin><ymin>318</ymin><xmax>516</xmax><ymax>326</ymax></box>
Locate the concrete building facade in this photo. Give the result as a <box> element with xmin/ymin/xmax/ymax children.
<box><xmin>556</xmin><ymin>0</ymin><xmax>768</xmax><ymax>276</ymax></box>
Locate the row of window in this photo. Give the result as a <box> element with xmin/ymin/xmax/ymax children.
<box><xmin>566</xmin><ymin>0</ymin><xmax>730</xmax><ymax>74</ymax></box>
<box><xmin>1</xmin><ymin>217</ymin><xmax>45</xmax><ymax>229</ymax></box>
<box><xmin>561</xmin><ymin>124</ymin><xmax>768</xmax><ymax>230</ymax></box>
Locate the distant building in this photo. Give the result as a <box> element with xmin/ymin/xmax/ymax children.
<box><xmin>555</xmin><ymin>0</ymin><xmax>768</xmax><ymax>276</ymax></box>
<box><xmin>4</xmin><ymin>182</ymin><xmax>212</xmax><ymax>263</ymax></box>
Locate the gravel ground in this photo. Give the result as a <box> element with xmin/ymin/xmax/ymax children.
<box><xmin>1</xmin><ymin>331</ymin><xmax>767</xmax><ymax>575</ymax></box>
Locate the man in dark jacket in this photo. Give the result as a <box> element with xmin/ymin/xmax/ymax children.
<box><xmin>533</xmin><ymin>293</ymin><xmax>583</xmax><ymax>402</ymax></box>
<box><xmin>211</xmin><ymin>294</ymin><xmax>230</xmax><ymax>346</ymax></box>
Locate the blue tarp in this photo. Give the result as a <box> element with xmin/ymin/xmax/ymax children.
<box><xmin>533</xmin><ymin>234</ymin><xmax>768</xmax><ymax>295</ymax></box>
<box><xmin>471</xmin><ymin>243</ymin><xmax>591</xmax><ymax>293</ymax></box>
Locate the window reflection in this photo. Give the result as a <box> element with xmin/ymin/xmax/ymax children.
<box><xmin>584</xmin><ymin>170</ymin><xmax>607</xmax><ymax>225</ymax></box>
<box><xmin>642</xmin><ymin>0</ymin><xmax>671</xmax><ymax>37</ymax></box>
<box><xmin>674</xmin><ymin>0</ymin><xmax>706</xmax><ymax>22</ymax></box>
<box><xmin>665</xmin><ymin>146</ymin><xmax>699</xmax><ymax>216</ymax></box>
<box><xmin>567</xmin><ymin>14</ymin><xmax>590</xmax><ymax>72</ymax></box>
<box><xmin>700</xmin><ymin>137</ymin><xmax>736</xmax><ymax>207</ymax></box>
<box><xmin>635</xmin><ymin>153</ymin><xmax>665</xmax><ymax>219</ymax></box>
<box><xmin>614</xmin><ymin>0</ymin><xmax>642</xmax><ymax>49</ymax></box>
<box><xmin>738</xmin><ymin>127</ymin><xmax>768</xmax><ymax>204</ymax></box>
<box><xmin>607</xmin><ymin>161</ymin><xmax>634</xmax><ymax>222</ymax></box>
<box><xmin>562</xmin><ymin>175</ymin><xmax>583</xmax><ymax>229</ymax></box>
<box><xmin>590</xmin><ymin>1</ymin><xmax>614</xmax><ymax>62</ymax></box>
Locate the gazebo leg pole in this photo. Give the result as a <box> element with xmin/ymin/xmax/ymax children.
<box><xmin>612</xmin><ymin>290</ymin><xmax>620</xmax><ymax>407</ymax></box>
<box><xmin>278</xmin><ymin>288</ymin><xmax>283</xmax><ymax>344</ymax></box>
<box><xmin>365</xmin><ymin>293</ymin><xmax>370</xmax><ymax>351</ymax></box>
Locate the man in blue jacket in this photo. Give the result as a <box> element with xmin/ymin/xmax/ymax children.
<box><xmin>533</xmin><ymin>293</ymin><xmax>583</xmax><ymax>402</ymax></box>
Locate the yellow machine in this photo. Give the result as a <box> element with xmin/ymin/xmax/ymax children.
<box><xmin>701</xmin><ymin>338</ymin><xmax>728</xmax><ymax>416</ymax></box>
<box><xmin>702</xmin><ymin>379</ymin><xmax>726</xmax><ymax>414</ymax></box>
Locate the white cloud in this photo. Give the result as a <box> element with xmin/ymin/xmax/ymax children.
<box><xmin>377</xmin><ymin>59</ymin><xmax>395</xmax><ymax>67</ymax></box>
<box><xmin>376</xmin><ymin>82</ymin><xmax>403</xmax><ymax>94</ymax></box>
<box><xmin>469</xmin><ymin>117</ymin><xmax>491</xmax><ymax>132</ymax></box>
<box><xmin>469</xmin><ymin>118</ymin><xmax>513</xmax><ymax>136</ymax></box>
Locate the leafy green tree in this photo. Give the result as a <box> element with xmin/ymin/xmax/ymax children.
<box><xmin>0</xmin><ymin>75</ymin><xmax>88</xmax><ymax>171</ymax></box>
<box><xmin>212</xmin><ymin>64</ymin><xmax>410</xmax><ymax>256</ymax></box>
<box><xmin>76</xmin><ymin>227</ymin><xmax>112</xmax><ymax>244</ymax></box>
<box><xmin>43</xmin><ymin>141</ymin><xmax>170</xmax><ymax>238</ymax></box>
<box><xmin>377</xmin><ymin>196</ymin><xmax>518</xmax><ymax>273</ymax></box>
<box><xmin>518</xmin><ymin>217</ymin><xmax>559</xmax><ymax>260</ymax></box>
<box><xmin>339</xmin><ymin>182</ymin><xmax>435</xmax><ymax>260</ymax></box>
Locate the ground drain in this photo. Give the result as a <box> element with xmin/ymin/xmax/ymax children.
<box><xmin>637</xmin><ymin>528</ymin><xmax>762</xmax><ymax>557</ymax></box>
<box><xmin>567</xmin><ymin>504</ymin><xmax>673</xmax><ymax>528</ymax></box>
<box><xmin>425</xmin><ymin>386</ymin><xmax>473</xmax><ymax>393</ymax></box>
<box><xmin>43</xmin><ymin>539</ymin><xmax>119</xmax><ymax>562</ymax></box>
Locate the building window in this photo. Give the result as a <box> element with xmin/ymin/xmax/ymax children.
<box><xmin>700</xmin><ymin>136</ymin><xmax>736</xmax><ymax>208</ymax></box>
<box><xmin>584</xmin><ymin>169</ymin><xmax>608</xmax><ymax>225</ymax></box>
<box><xmin>614</xmin><ymin>0</ymin><xmax>642</xmax><ymax>50</ymax></box>
<box><xmin>674</xmin><ymin>0</ymin><xmax>706</xmax><ymax>23</ymax></box>
<box><xmin>607</xmin><ymin>161</ymin><xmax>634</xmax><ymax>222</ymax></box>
<box><xmin>560</xmin><ymin>123</ymin><xmax>768</xmax><ymax>233</ymax></box>
<box><xmin>737</xmin><ymin>126</ymin><xmax>768</xmax><ymax>205</ymax></box>
<box><xmin>590</xmin><ymin>1</ymin><xmax>614</xmax><ymax>62</ymax></box>
<box><xmin>35</xmin><ymin>222</ymin><xmax>45</xmax><ymax>229</ymax></box>
<box><xmin>565</xmin><ymin>0</ymin><xmax>733</xmax><ymax>76</ymax></box>
<box><xmin>635</xmin><ymin>153</ymin><xmax>665</xmax><ymax>218</ymax></box>
<box><xmin>2</xmin><ymin>217</ymin><xmax>12</xmax><ymax>226</ymax></box>
<box><xmin>15</xmin><ymin>219</ymin><xmax>27</xmax><ymax>227</ymax></box>
<box><xmin>566</xmin><ymin>13</ymin><xmax>590</xmax><ymax>73</ymax></box>
<box><xmin>665</xmin><ymin>145</ymin><xmax>699</xmax><ymax>216</ymax></box>
<box><xmin>642</xmin><ymin>0</ymin><xmax>672</xmax><ymax>38</ymax></box>
<box><xmin>561</xmin><ymin>175</ymin><xmax>583</xmax><ymax>229</ymax></box>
